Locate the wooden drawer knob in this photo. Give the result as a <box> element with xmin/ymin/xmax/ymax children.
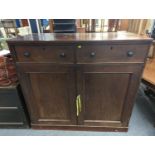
<box><xmin>90</xmin><ymin>52</ymin><xmax>96</xmax><ymax>57</ymax></box>
<box><xmin>24</xmin><ymin>51</ymin><xmax>30</xmax><ymax>57</ymax></box>
<box><xmin>127</xmin><ymin>51</ymin><xmax>134</xmax><ymax>57</ymax></box>
<box><xmin>59</xmin><ymin>52</ymin><xmax>66</xmax><ymax>58</ymax></box>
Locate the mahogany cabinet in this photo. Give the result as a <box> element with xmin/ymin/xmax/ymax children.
<box><xmin>7</xmin><ymin>32</ymin><xmax>152</xmax><ymax>131</ymax></box>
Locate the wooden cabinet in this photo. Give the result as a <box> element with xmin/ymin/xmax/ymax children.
<box><xmin>7</xmin><ymin>32</ymin><xmax>152</xmax><ymax>131</ymax></box>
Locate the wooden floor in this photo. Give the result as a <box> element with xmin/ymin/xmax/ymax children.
<box><xmin>143</xmin><ymin>58</ymin><xmax>155</xmax><ymax>88</ymax></box>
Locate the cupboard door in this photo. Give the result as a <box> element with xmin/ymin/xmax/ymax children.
<box><xmin>17</xmin><ymin>64</ymin><xmax>76</xmax><ymax>127</ymax></box>
<box><xmin>77</xmin><ymin>64</ymin><xmax>143</xmax><ymax>127</ymax></box>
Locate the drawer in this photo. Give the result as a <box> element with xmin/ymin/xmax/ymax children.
<box><xmin>0</xmin><ymin>90</ymin><xmax>18</xmax><ymax>107</ymax></box>
<box><xmin>76</xmin><ymin>44</ymin><xmax>148</xmax><ymax>63</ymax></box>
<box><xmin>15</xmin><ymin>45</ymin><xmax>74</xmax><ymax>63</ymax></box>
<box><xmin>0</xmin><ymin>109</ymin><xmax>23</xmax><ymax>123</ymax></box>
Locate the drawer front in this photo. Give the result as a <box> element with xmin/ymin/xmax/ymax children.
<box><xmin>76</xmin><ymin>44</ymin><xmax>148</xmax><ymax>63</ymax></box>
<box><xmin>15</xmin><ymin>45</ymin><xmax>74</xmax><ymax>63</ymax></box>
<box><xmin>0</xmin><ymin>109</ymin><xmax>23</xmax><ymax>123</ymax></box>
<box><xmin>0</xmin><ymin>90</ymin><xmax>18</xmax><ymax>107</ymax></box>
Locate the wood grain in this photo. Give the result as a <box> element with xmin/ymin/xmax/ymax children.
<box><xmin>142</xmin><ymin>58</ymin><xmax>155</xmax><ymax>86</ymax></box>
<box><xmin>15</xmin><ymin>45</ymin><xmax>75</xmax><ymax>63</ymax></box>
<box><xmin>7</xmin><ymin>32</ymin><xmax>152</xmax><ymax>44</ymax></box>
<box><xmin>16</xmin><ymin>64</ymin><xmax>77</xmax><ymax>125</ymax></box>
<box><xmin>76</xmin><ymin>44</ymin><xmax>149</xmax><ymax>63</ymax></box>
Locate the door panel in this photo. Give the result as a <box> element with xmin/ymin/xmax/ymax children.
<box><xmin>30</xmin><ymin>73</ymin><xmax>71</xmax><ymax>120</ymax></box>
<box><xmin>84</xmin><ymin>73</ymin><xmax>130</xmax><ymax>121</ymax></box>
<box><xmin>77</xmin><ymin>64</ymin><xmax>142</xmax><ymax>127</ymax></box>
<box><xmin>17</xmin><ymin>64</ymin><xmax>76</xmax><ymax>126</ymax></box>
<box><xmin>17</xmin><ymin>63</ymin><xmax>143</xmax><ymax>128</ymax></box>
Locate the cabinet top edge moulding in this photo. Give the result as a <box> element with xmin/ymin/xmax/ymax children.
<box><xmin>7</xmin><ymin>32</ymin><xmax>152</xmax><ymax>45</ymax></box>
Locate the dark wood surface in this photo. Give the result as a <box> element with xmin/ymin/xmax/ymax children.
<box><xmin>7</xmin><ymin>32</ymin><xmax>152</xmax><ymax>44</ymax></box>
<box><xmin>76</xmin><ymin>64</ymin><xmax>144</xmax><ymax>127</ymax></box>
<box><xmin>15</xmin><ymin>45</ymin><xmax>75</xmax><ymax>63</ymax></box>
<box><xmin>32</xmin><ymin>124</ymin><xmax>128</xmax><ymax>132</ymax></box>
<box><xmin>7</xmin><ymin>32</ymin><xmax>152</xmax><ymax>131</ymax></box>
<box><xmin>76</xmin><ymin>44</ymin><xmax>149</xmax><ymax>63</ymax></box>
<box><xmin>16</xmin><ymin>64</ymin><xmax>76</xmax><ymax>126</ymax></box>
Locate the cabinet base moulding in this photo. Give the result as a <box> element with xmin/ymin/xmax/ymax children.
<box><xmin>31</xmin><ymin>124</ymin><xmax>128</xmax><ymax>132</ymax></box>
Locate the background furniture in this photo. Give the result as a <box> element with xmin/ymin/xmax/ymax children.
<box><xmin>143</xmin><ymin>58</ymin><xmax>155</xmax><ymax>87</ymax></box>
<box><xmin>1</xmin><ymin>19</ymin><xmax>18</xmax><ymax>38</ymax></box>
<box><xmin>142</xmin><ymin>58</ymin><xmax>155</xmax><ymax>98</ymax></box>
<box><xmin>7</xmin><ymin>32</ymin><xmax>152</xmax><ymax>131</ymax></box>
<box><xmin>142</xmin><ymin>39</ymin><xmax>155</xmax><ymax>99</ymax></box>
<box><xmin>21</xmin><ymin>19</ymin><xmax>29</xmax><ymax>27</ymax></box>
<box><xmin>53</xmin><ymin>19</ymin><xmax>76</xmax><ymax>33</ymax></box>
<box><xmin>84</xmin><ymin>19</ymin><xmax>119</xmax><ymax>32</ymax></box>
<box><xmin>127</xmin><ymin>19</ymin><xmax>154</xmax><ymax>35</ymax></box>
<box><xmin>0</xmin><ymin>84</ymin><xmax>29</xmax><ymax>128</ymax></box>
<box><xmin>49</xmin><ymin>19</ymin><xmax>120</xmax><ymax>33</ymax></box>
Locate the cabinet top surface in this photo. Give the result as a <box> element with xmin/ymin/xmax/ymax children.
<box><xmin>7</xmin><ymin>32</ymin><xmax>152</xmax><ymax>44</ymax></box>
